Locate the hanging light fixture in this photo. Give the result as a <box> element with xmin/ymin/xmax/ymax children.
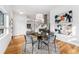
<box><xmin>36</xmin><ymin>13</ymin><xmax>44</xmax><ymax>23</ymax></box>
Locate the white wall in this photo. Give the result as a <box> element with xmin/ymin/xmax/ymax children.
<box><xmin>0</xmin><ymin>5</ymin><xmax>27</xmax><ymax>53</ymax></box>
<box><xmin>0</xmin><ymin>6</ymin><xmax>12</xmax><ymax>53</ymax></box>
<box><xmin>26</xmin><ymin>18</ymin><xmax>35</xmax><ymax>31</ymax></box>
<box><xmin>13</xmin><ymin>14</ymin><xmax>27</xmax><ymax>36</ymax></box>
<box><xmin>50</xmin><ymin>5</ymin><xmax>79</xmax><ymax>38</ymax></box>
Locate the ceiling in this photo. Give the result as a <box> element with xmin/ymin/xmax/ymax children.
<box><xmin>12</xmin><ymin>5</ymin><xmax>54</xmax><ymax>18</ymax></box>
<box><xmin>10</xmin><ymin>5</ymin><xmax>76</xmax><ymax>19</ymax></box>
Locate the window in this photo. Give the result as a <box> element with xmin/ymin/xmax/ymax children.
<box><xmin>27</xmin><ymin>24</ymin><xmax>31</xmax><ymax>29</ymax></box>
<box><xmin>0</xmin><ymin>29</ymin><xmax>4</xmax><ymax>34</ymax></box>
<box><xmin>0</xmin><ymin>11</ymin><xmax>4</xmax><ymax>26</ymax></box>
<box><xmin>0</xmin><ymin>11</ymin><xmax>5</xmax><ymax>35</ymax></box>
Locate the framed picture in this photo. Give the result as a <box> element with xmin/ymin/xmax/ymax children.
<box><xmin>55</xmin><ymin>10</ymin><xmax>73</xmax><ymax>35</ymax></box>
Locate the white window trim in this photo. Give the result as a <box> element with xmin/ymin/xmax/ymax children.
<box><xmin>0</xmin><ymin>8</ymin><xmax>9</xmax><ymax>36</ymax></box>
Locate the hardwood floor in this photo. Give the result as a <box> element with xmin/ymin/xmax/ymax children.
<box><xmin>5</xmin><ymin>35</ymin><xmax>25</xmax><ymax>54</ymax></box>
<box><xmin>55</xmin><ymin>40</ymin><xmax>79</xmax><ymax>54</ymax></box>
<box><xmin>4</xmin><ymin>35</ymin><xmax>79</xmax><ymax>54</ymax></box>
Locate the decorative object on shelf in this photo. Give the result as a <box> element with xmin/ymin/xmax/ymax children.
<box><xmin>9</xmin><ymin>18</ymin><xmax>13</xmax><ymax>36</ymax></box>
<box><xmin>55</xmin><ymin>10</ymin><xmax>73</xmax><ymax>36</ymax></box>
<box><xmin>36</xmin><ymin>13</ymin><xmax>44</xmax><ymax>23</ymax></box>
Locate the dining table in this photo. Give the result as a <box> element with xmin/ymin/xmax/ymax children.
<box><xmin>30</xmin><ymin>32</ymin><xmax>49</xmax><ymax>49</ymax></box>
<box><xmin>26</xmin><ymin>31</ymin><xmax>57</xmax><ymax>53</ymax></box>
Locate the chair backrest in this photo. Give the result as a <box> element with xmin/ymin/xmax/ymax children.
<box><xmin>54</xmin><ymin>35</ymin><xmax>56</xmax><ymax>40</ymax></box>
<box><xmin>26</xmin><ymin>32</ymin><xmax>33</xmax><ymax>43</ymax></box>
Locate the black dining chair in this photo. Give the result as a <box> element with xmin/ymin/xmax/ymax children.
<box><xmin>53</xmin><ymin>35</ymin><xmax>57</xmax><ymax>52</ymax></box>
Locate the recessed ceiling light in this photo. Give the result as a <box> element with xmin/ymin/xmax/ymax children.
<box><xmin>19</xmin><ymin>11</ymin><xmax>24</xmax><ymax>14</ymax></box>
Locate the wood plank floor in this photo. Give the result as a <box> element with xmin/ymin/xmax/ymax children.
<box><xmin>55</xmin><ymin>40</ymin><xmax>79</xmax><ymax>54</ymax></box>
<box><xmin>5</xmin><ymin>35</ymin><xmax>25</xmax><ymax>54</ymax></box>
<box><xmin>4</xmin><ymin>36</ymin><xmax>79</xmax><ymax>54</ymax></box>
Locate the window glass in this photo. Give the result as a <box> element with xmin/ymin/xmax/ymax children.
<box><xmin>0</xmin><ymin>29</ymin><xmax>4</xmax><ymax>34</ymax></box>
<box><xmin>0</xmin><ymin>11</ymin><xmax>4</xmax><ymax>35</ymax></box>
<box><xmin>0</xmin><ymin>11</ymin><xmax>4</xmax><ymax>26</ymax></box>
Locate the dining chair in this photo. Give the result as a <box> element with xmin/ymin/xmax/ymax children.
<box><xmin>48</xmin><ymin>33</ymin><xmax>57</xmax><ymax>53</ymax></box>
<box><xmin>53</xmin><ymin>35</ymin><xmax>57</xmax><ymax>52</ymax></box>
<box><xmin>31</xmin><ymin>35</ymin><xmax>38</xmax><ymax>54</ymax></box>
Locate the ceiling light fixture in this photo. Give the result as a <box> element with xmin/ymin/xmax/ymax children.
<box><xmin>19</xmin><ymin>11</ymin><xmax>24</xmax><ymax>15</ymax></box>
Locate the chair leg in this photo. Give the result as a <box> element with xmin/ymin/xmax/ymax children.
<box><xmin>41</xmin><ymin>40</ymin><xmax>42</xmax><ymax>48</ymax></box>
<box><xmin>24</xmin><ymin>35</ymin><xmax>26</xmax><ymax>53</ymax></box>
<box><xmin>54</xmin><ymin>38</ymin><xmax>57</xmax><ymax>52</ymax></box>
<box><xmin>48</xmin><ymin>40</ymin><xmax>50</xmax><ymax>54</ymax></box>
<box><xmin>38</xmin><ymin>40</ymin><xmax>40</xmax><ymax>49</ymax></box>
<box><xmin>24</xmin><ymin>42</ymin><xmax>26</xmax><ymax>53</ymax></box>
<box><xmin>32</xmin><ymin>43</ymin><xmax>34</xmax><ymax>54</ymax></box>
